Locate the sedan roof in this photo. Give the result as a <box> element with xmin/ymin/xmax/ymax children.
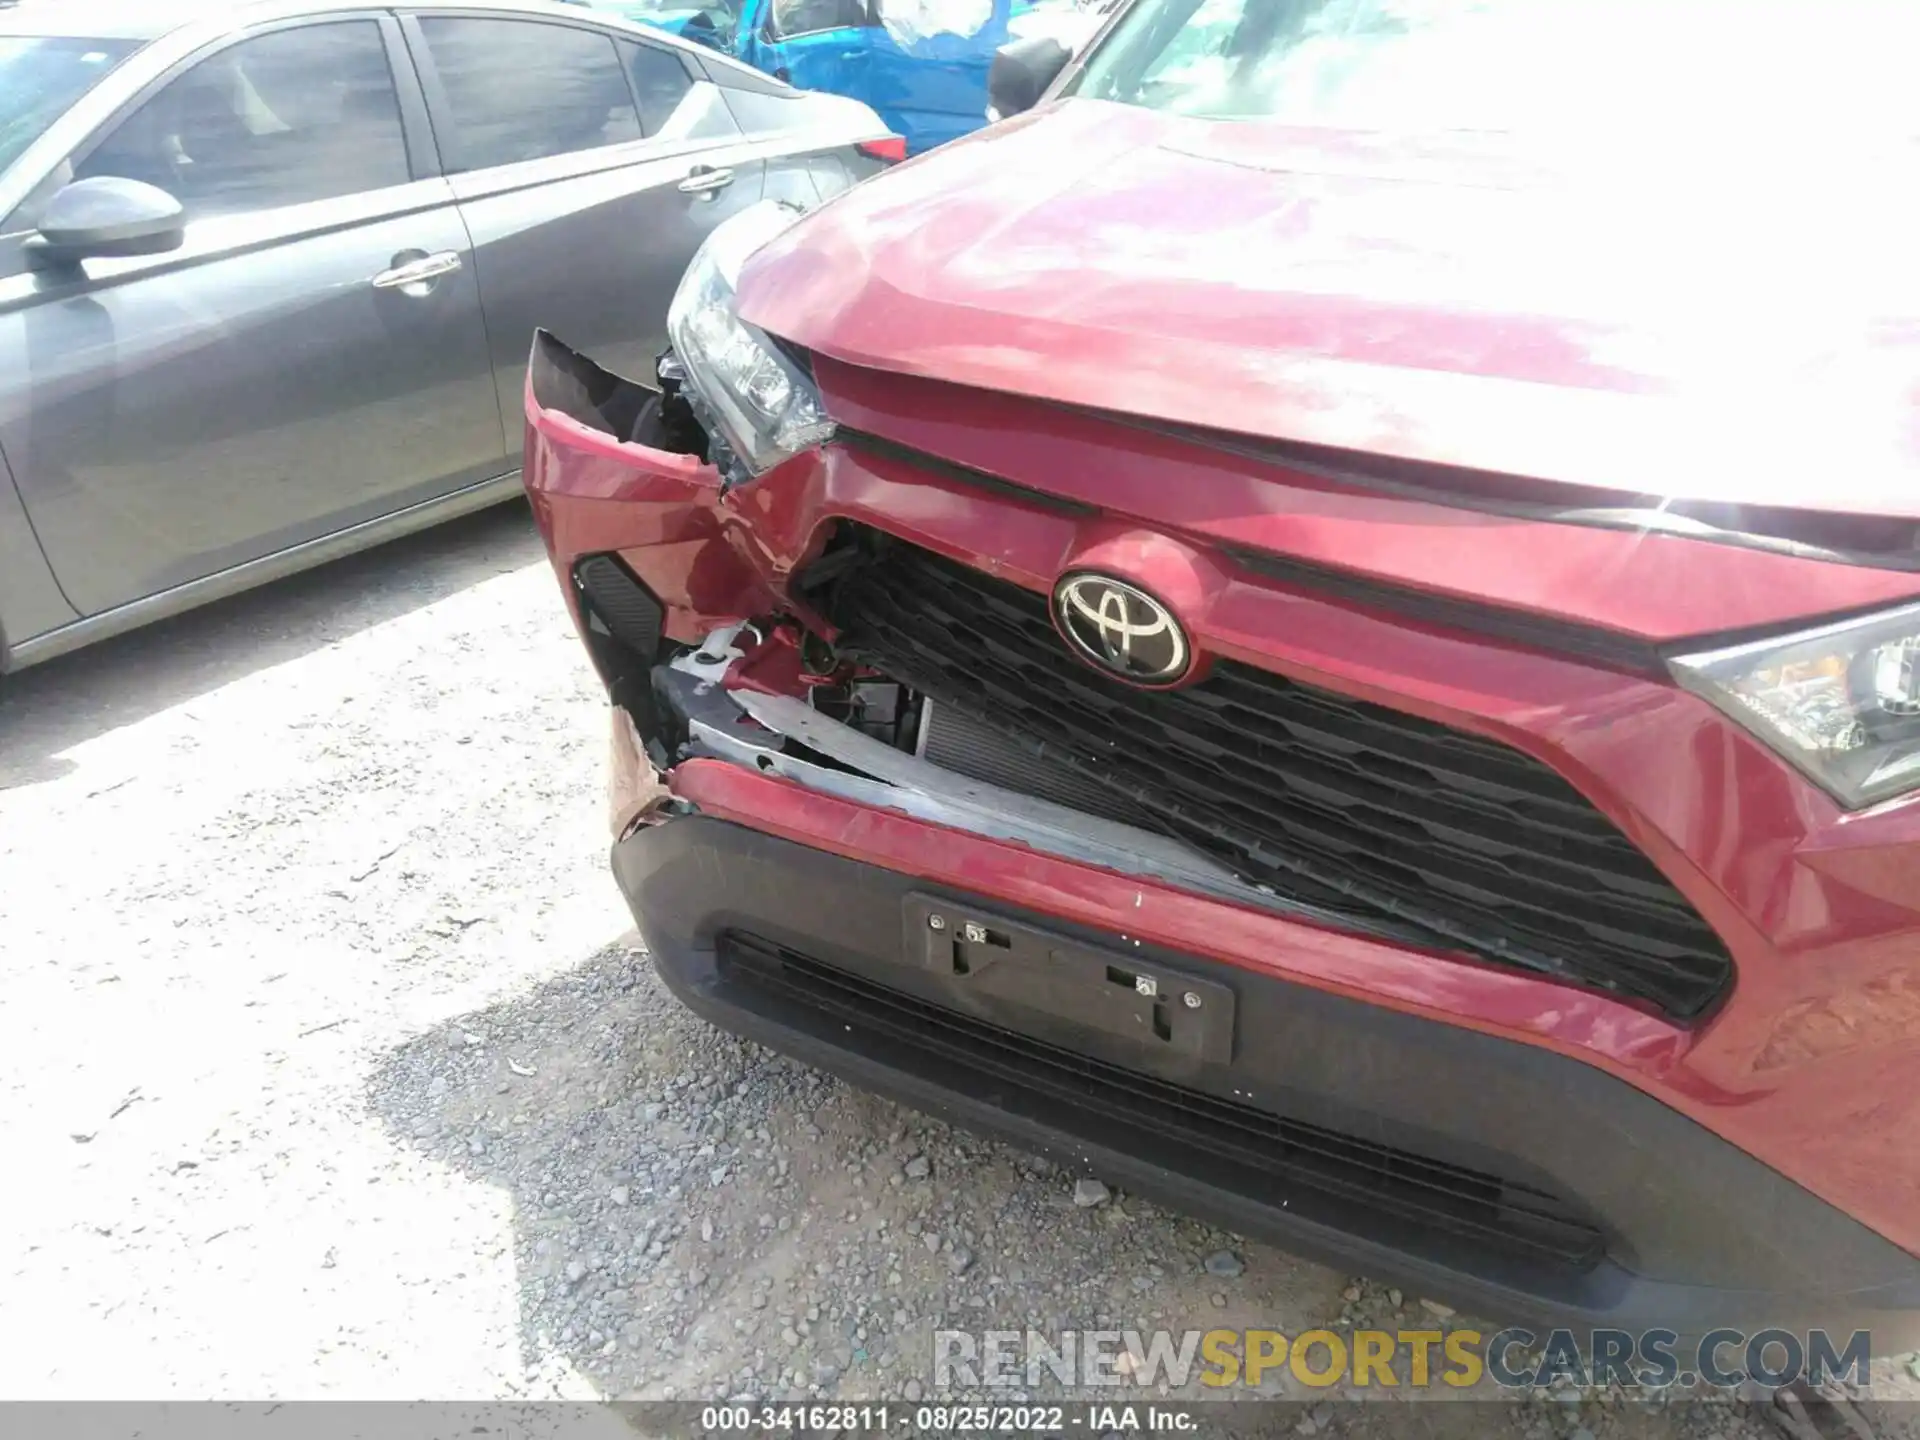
<box><xmin>0</xmin><ymin>1</ymin><xmax>223</xmax><ymax>42</ymax></box>
<box><xmin>0</xmin><ymin>0</ymin><xmax>606</xmax><ymax>43</ymax></box>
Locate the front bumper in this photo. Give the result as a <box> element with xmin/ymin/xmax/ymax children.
<box><xmin>523</xmin><ymin>328</ymin><xmax>1920</xmax><ymax>1340</ymax></box>
<box><xmin>616</xmin><ymin>809</ymin><xmax>1920</xmax><ymax>1345</ymax></box>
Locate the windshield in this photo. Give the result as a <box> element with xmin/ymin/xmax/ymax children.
<box><xmin>1067</xmin><ymin>0</ymin><xmax>1920</xmax><ymax>138</ymax></box>
<box><xmin>0</xmin><ymin>35</ymin><xmax>140</xmax><ymax>175</ymax></box>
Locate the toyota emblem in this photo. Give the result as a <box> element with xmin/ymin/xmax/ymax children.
<box><xmin>1051</xmin><ymin>573</ymin><xmax>1190</xmax><ymax>684</ymax></box>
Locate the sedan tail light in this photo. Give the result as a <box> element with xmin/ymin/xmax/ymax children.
<box><xmin>856</xmin><ymin>135</ymin><xmax>908</xmax><ymax>165</ymax></box>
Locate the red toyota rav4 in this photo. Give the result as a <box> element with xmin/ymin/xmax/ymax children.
<box><xmin>524</xmin><ymin>0</ymin><xmax>1920</xmax><ymax>1345</ymax></box>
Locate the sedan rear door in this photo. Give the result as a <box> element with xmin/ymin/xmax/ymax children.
<box><xmin>401</xmin><ymin>12</ymin><xmax>770</xmax><ymax>417</ymax></box>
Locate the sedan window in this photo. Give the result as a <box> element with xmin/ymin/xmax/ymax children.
<box><xmin>416</xmin><ymin>19</ymin><xmax>644</xmax><ymax>173</ymax></box>
<box><xmin>620</xmin><ymin>40</ymin><xmax>694</xmax><ymax>136</ymax></box>
<box><xmin>770</xmin><ymin>0</ymin><xmax>873</xmax><ymax>39</ymax></box>
<box><xmin>0</xmin><ymin>36</ymin><xmax>140</xmax><ymax>176</ymax></box>
<box><xmin>76</xmin><ymin>21</ymin><xmax>410</xmax><ymax>217</ymax></box>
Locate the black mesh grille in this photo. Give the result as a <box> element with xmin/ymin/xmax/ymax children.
<box><xmin>721</xmin><ymin>933</ymin><xmax>1607</xmax><ymax>1272</ymax></box>
<box><xmin>575</xmin><ymin>555</ymin><xmax>664</xmax><ymax>661</ymax></box>
<box><xmin>813</xmin><ymin>531</ymin><xmax>1733</xmax><ymax>1019</ymax></box>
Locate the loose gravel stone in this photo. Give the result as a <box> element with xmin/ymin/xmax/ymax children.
<box><xmin>1204</xmin><ymin>1250</ymin><xmax>1244</xmax><ymax>1279</ymax></box>
<box><xmin>1072</xmin><ymin>1179</ymin><xmax>1111</xmax><ymax>1208</ymax></box>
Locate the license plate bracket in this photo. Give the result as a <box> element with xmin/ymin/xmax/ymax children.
<box><xmin>902</xmin><ymin>893</ymin><xmax>1236</xmax><ymax>1065</ymax></box>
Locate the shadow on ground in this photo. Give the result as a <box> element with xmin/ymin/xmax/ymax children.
<box><xmin>366</xmin><ymin>937</ymin><xmax>1795</xmax><ymax>1439</ymax></box>
<box><xmin>362</xmin><ymin>931</ymin><xmax>1375</xmax><ymax>1407</ymax></box>
<box><xmin>0</xmin><ymin>501</ymin><xmax>542</xmax><ymax>788</ymax></box>
<box><xmin>362</xmin><ymin>933</ymin><xmax>1915</xmax><ymax>1440</ymax></box>
<box><xmin>365</xmin><ymin>935</ymin><xmax>935</xmax><ymax>1403</ymax></box>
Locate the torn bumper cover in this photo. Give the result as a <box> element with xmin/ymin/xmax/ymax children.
<box><xmin>524</xmin><ymin>331</ymin><xmax>1920</xmax><ymax>1345</ymax></box>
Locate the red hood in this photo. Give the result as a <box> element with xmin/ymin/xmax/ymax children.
<box><xmin>736</xmin><ymin>101</ymin><xmax>1920</xmax><ymax>520</ymax></box>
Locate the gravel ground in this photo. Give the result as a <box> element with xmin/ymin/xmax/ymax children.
<box><xmin>0</xmin><ymin>502</ymin><xmax>1912</xmax><ymax>1438</ymax></box>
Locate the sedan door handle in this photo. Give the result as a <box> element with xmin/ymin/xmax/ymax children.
<box><xmin>371</xmin><ymin>250</ymin><xmax>463</xmax><ymax>291</ymax></box>
<box><xmin>678</xmin><ymin>165</ymin><xmax>736</xmax><ymax>196</ymax></box>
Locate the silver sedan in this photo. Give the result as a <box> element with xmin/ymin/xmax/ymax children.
<box><xmin>0</xmin><ymin>0</ymin><xmax>892</xmax><ymax>672</ymax></box>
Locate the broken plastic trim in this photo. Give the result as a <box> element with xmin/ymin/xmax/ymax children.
<box><xmin>652</xmin><ymin>631</ymin><xmax>1445</xmax><ymax>948</ymax></box>
<box><xmin>656</xmin><ymin>351</ymin><xmax>739</xmax><ymax>482</ymax></box>
<box><xmin>526</xmin><ymin>329</ymin><xmax>710</xmax><ymax>462</ymax></box>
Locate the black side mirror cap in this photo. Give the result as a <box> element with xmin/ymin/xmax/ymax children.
<box><xmin>988</xmin><ymin>35</ymin><xmax>1071</xmax><ymax>120</ymax></box>
<box><xmin>27</xmin><ymin>176</ymin><xmax>186</xmax><ymax>268</ymax></box>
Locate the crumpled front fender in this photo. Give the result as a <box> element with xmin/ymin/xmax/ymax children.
<box><xmin>522</xmin><ymin>329</ymin><xmax>784</xmax><ymax>646</ymax></box>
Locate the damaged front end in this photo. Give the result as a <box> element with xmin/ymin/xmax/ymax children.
<box><xmin>523</xmin><ymin>291</ymin><xmax>1328</xmax><ymax>920</ymax></box>
<box><xmin>523</xmin><ymin>196</ymin><xmax>1285</xmax><ymax>901</ymax></box>
<box><xmin>525</xmin><ymin>321</ymin><xmax>1730</xmax><ymax>1011</ymax></box>
<box><xmin>641</xmin><ymin>612</ymin><xmax>1269</xmax><ymax>900</ymax></box>
<box><xmin>529</xmin><ymin>321</ymin><xmax>1264</xmax><ymax>900</ymax></box>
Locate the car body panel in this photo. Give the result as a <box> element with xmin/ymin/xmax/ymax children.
<box><xmin>732</xmin><ymin>99</ymin><xmax>1920</xmax><ymax>517</ymax></box>
<box><xmin>805</xmin><ymin>354</ymin><xmax>1920</xmax><ymax>639</ymax></box>
<box><xmin>621</xmin><ymin>813</ymin><xmax>1920</xmax><ymax>1347</ymax></box>
<box><xmin>454</xmin><ymin>145</ymin><xmax>773</xmax><ymax>426</ymax></box>
<box><xmin>738</xmin><ymin>7</ymin><xmax>868</xmax><ymax>95</ymax></box>
<box><xmin>859</xmin><ymin>5</ymin><xmax>1014</xmax><ymax>154</ymax></box>
<box><xmin>419</xmin><ymin>38</ymin><xmax>778</xmax><ymax>428</ymax></box>
<box><xmin>0</xmin><ymin>0</ymin><xmax>889</xmax><ymax>666</ymax></box>
<box><xmin>0</xmin><ymin>178</ymin><xmax>505</xmax><ymax>617</ymax></box>
<box><xmin>739</xmin><ymin>0</ymin><xmax>1012</xmax><ymax>154</ymax></box>
<box><xmin>608</xmin><ymin>0</ymin><xmax>1015</xmax><ymax>154</ymax></box>
<box><xmin>519</xmin><ymin>0</ymin><xmax>1920</xmax><ymax>1331</ymax></box>
<box><xmin>523</xmin><ymin>363</ymin><xmax>1920</xmax><ymax>1263</ymax></box>
<box><xmin>0</xmin><ymin>435</ymin><xmax>77</xmax><ymax>653</ymax></box>
<box><xmin>7</xmin><ymin>472</ymin><xmax>521</xmax><ymax>670</ymax></box>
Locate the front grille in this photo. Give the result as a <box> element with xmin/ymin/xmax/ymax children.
<box><xmin>812</xmin><ymin>531</ymin><xmax>1733</xmax><ymax>1019</ymax></box>
<box><xmin>722</xmin><ymin>933</ymin><xmax>1607</xmax><ymax>1272</ymax></box>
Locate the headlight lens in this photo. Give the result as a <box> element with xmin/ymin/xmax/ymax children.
<box><xmin>1669</xmin><ymin>600</ymin><xmax>1920</xmax><ymax>808</ymax></box>
<box><xmin>666</xmin><ymin>200</ymin><xmax>833</xmax><ymax>482</ymax></box>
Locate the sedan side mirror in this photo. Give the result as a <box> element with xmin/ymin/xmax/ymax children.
<box><xmin>987</xmin><ymin>34</ymin><xmax>1070</xmax><ymax>119</ymax></box>
<box><xmin>28</xmin><ymin>177</ymin><xmax>186</xmax><ymax>268</ymax></box>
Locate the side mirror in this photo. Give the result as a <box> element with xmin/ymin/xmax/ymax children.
<box><xmin>28</xmin><ymin>177</ymin><xmax>186</xmax><ymax>268</ymax></box>
<box><xmin>987</xmin><ymin>34</ymin><xmax>1070</xmax><ymax>119</ymax></box>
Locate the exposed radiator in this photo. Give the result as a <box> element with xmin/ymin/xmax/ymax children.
<box><xmin>918</xmin><ymin>697</ymin><xmax>1149</xmax><ymax>828</ymax></box>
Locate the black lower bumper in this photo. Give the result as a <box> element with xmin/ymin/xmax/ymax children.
<box><xmin>614</xmin><ymin>814</ymin><xmax>1920</xmax><ymax>1347</ymax></box>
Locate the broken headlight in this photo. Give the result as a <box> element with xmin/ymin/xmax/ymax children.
<box><xmin>1670</xmin><ymin>600</ymin><xmax>1920</xmax><ymax>809</ymax></box>
<box><xmin>666</xmin><ymin>200</ymin><xmax>833</xmax><ymax>482</ymax></box>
